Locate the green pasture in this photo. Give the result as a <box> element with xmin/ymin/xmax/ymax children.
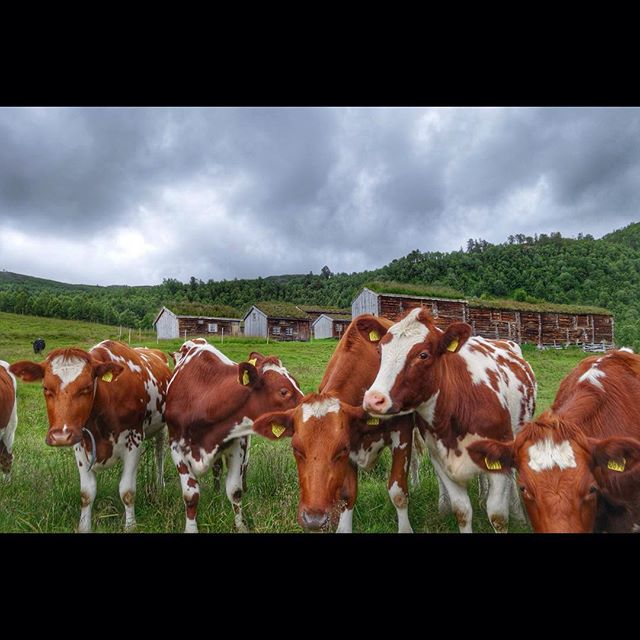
<box><xmin>0</xmin><ymin>311</ymin><xmax>589</xmax><ymax>533</ymax></box>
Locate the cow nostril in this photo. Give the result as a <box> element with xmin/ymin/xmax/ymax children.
<box><xmin>301</xmin><ymin>510</ymin><xmax>329</xmax><ymax>531</ymax></box>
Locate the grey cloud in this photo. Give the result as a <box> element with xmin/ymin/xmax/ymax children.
<box><xmin>0</xmin><ymin>106</ymin><xmax>639</xmax><ymax>285</ymax></box>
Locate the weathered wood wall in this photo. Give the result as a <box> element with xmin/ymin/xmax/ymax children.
<box><xmin>378</xmin><ymin>295</ymin><xmax>467</xmax><ymax>329</ymax></box>
<box><xmin>267</xmin><ymin>319</ymin><xmax>310</xmax><ymax>342</ymax></box>
<box><xmin>177</xmin><ymin>318</ymin><xmax>242</xmax><ymax>337</ymax></box>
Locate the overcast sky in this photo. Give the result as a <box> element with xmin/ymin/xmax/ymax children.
<box><xmin>0</xmin><ymin>106</ymin><xmax>638</xmax><ymax>286</ymax></box>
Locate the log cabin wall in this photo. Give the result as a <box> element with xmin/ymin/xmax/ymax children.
<box><xmin>177</xmin><ymin>317</ymin><xmax>242</xmax><ymax>336</ymax></box>
<box><xmin>378</xmin><ymin>295</ymin><xmax>467</xmax><ymax>328</ymax></box>
<box><xmin>267</xmin><ymin>318</ymin><xmax>311</xmax><ymax>342</ymax></box>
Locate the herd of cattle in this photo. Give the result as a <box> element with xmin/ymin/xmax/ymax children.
<box><xmin>1</xmin><ymin>307</ymin><xmax>640</xmax><ymax>533</ymax></box>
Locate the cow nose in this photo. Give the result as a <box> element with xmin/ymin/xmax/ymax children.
<box><xmin>300</xmin><ymin>510</ymin><xmax>329</xmax><ymax>531</ymax></box>
<box><xmin>363</xmin><ymin>390</ymin><xmax>390</xmax><ymax>414</ymax></box>
<box><xmin>46</xmin><ymin>430</ymin><xmax>81</xmax><ymax>447</ymax></box>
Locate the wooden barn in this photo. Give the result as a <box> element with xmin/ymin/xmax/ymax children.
<box><xmin>243</xmin><ymin>302</ymin><xmax>311</xmax><ymax>342</ymax></box>
<box><xmin>351</xmin><ymin>286</ymin><xmax>468</xmax><ymax>329</ymax></box>
<box><xmin>311</xmin><ymin>312</ymin><xmax>352</xmax><ymax>340</ymax></box>
<box><xmin>153</xmin><ymin>305</ymin><xmax>243</xmax><ymax>340</ymax></box>
<box><xmin>296</xmin><ymin>305</ymin><xmax>351</xmax><ymax>323</ymax></box>
<box><xmin>351</xmin><ymin>284</ymin><xmax>614</xmax><ymax>349</ymax></box>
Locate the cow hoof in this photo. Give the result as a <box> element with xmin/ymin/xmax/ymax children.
<box><xmin>235</xmin><ymin>521</ymin><xmax>249</xmax><ymax>533</ymax></box>
<box><xmin>490</xmin><ymin>515</ymin><xmax>508</xmax><ymax>533</ymax></box>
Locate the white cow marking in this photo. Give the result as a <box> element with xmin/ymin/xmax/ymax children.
<box><xmin>417</xmin><ymin>390</ymin><xmax>440</xmax><ymax>427</ymax></box>
<box><xmin>369</xmin><ymin>308</ymin><xmax>429</xmax><ymax>399</ymax></box>
<box><xmin>262</xmin><ymin>363</ymin><xmax>303</xmax><ymax>395</ymax></box>
<box><xmin>578</xmin><ymin>366</ymin><xmax>606</xmax><ymax>391</ymax></box>
<box><xmin>302</xmin><ymin>398</ymin><xmax>340</xmax><ymax>422</ymax></box>
<box><xmin>527</xmin><ymin>438</ymin><xmax>577</xmax><ymax>472</ymax></box>
<box><xmin>390</xmin><ymin>430</ymin><xmax>407</xmax><ymax>450</ymax></box>
<box><xmin>51</xmin><ymin>356</ymin><xmax>87</xmax><ymax>390</ymax></box>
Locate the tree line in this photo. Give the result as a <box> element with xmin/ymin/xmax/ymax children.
<box><xmin>1</xmin><ymin>222</ymin><xmax>640</xmax><ymax>348</ymax></box>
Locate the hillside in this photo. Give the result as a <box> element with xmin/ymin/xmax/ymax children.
<box><xmin>1</xmin><ymin>222</ymin><xmax>640</xmax><ymax>347</ymax></box>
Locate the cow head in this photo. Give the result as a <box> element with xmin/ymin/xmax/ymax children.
<box><xmin>237</xmin><ymin>354</ymin><xmax>303</xmax><ymax>418</ymax></box>
<box><xmin>10</xmin><ymin>349</ymin><xmax>124</xmax><ymax>447</ymax></box>
<box><xmin>363</xmin><ymin>308</ymin><xmax>471</xmax><ymax>417</ymax></box>
<box><xmin>466</xmin><ymin>414</ymin><xmax>640</xmax><ymax>532</ymax></box>
<box><xmin>251</xmin><ymin>392</ymin><xmax>379</xmax><ymax>532</ymax></box>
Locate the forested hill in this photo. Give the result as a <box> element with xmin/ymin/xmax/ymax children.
<box><xmin>1</xmin><ymin>222</ymin><xmax>640</xmax><ymax>347</ymax></box>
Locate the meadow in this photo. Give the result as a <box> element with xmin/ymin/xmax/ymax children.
<box><xmin>0</xmin><ymin>311</ymin><xmax>590</xmax><ymax>533</ymax></box>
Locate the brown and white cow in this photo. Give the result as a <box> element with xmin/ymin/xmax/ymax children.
<box><xmin>0</xmin><ymin>361</ymin><xmax>18</xmax><ymax>479</ymax></box>
<box><xmin>10</xmin><ymin>340</ymin><xmax>171</xmax><ymax>532</ymax></box>
<box><xmin>232</xmin><ymin>315</ymin><xmax>424</xmax><ymax>533</ymax></box>
<box><xmin>467</xmin><ymin>348</ymin><xmax>640</xmax><ymax>533</ymax></box>
<box><xmin>362</xmin><ymin>308</ymin><xmax>537</xmax><ymax>533</ymax></box>
<box><xmin>165</xmin><ymin>339</ymin><xmax>303</xmax><ymax>533</ymax></box>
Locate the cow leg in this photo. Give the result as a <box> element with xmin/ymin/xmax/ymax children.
<box><xmin>432</xmin><ymin>463</ymin><xmax>452</xmax><ymax>515</ymax></box>
<box><xmin>154</xmin><ymin>429</ymin><xmax>166</xmax><ymax>491</ymax></box>
<box><xmin>486</xmin><ymin>472</ymin><xmax>511</xmax><ymax>533</ymax></box>
<box><xmin>0</xmin><ymin>397</ymin><xmax>17</xmax><ymax>480</ymax></box>
<box><xmin>431</xmin><ymin>457</ymin><xmax>473</xmax><ymax>533</ymax></box>
<box><xmin>119</xmin><ymin>444</ymin><xmax>143</xmax><ymax>531</ymax></box>
<box><xmin>388</xmin><ymin>430</ymin><xmax>413</xmax><ymax>533</ymax></box>
<box><xmin>509</xmin><ymin>470</ymin><xmax>527</xmax><ymax>523</ymax></box>
<box><xmin>212</xmin><ymin>458</ymin><xmax>223</xmax><ymax>492</ymax></box>
<box><xmin>170</xmin><ymin>442</ymin><xmax>200</xmax><ymax>533</ymax></box>
<box><xmin>74</xmin><ymin>445</ymin><xmax>97</xmax><ymax>533</ymax></box>
<box><xmin>224</xmin><ymin>437</ymin><xmax>249</xmax><ymax>532</ymax></box>
<box><xmin>477</xmin><ymin>473</ymin><xmax>489</xmax><ymax>510</ymax></box>
<box><xmin>337</xmin><ymin>463</ymin><xmax>358</xmax><ymax>533</ymax></box>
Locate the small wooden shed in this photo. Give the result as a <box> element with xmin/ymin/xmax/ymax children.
<box><xmin>153</xmin><ymin>305</ymin><xmax>243</xmax><ymax>340</ymax></box>
<box><xmin>311</xmin><ymin>312</ymin><xmax>352</xmax><ymax>340</ymax></box>
<box><xmin>243</xmin><ymin>302</ymin><xmax>311</xmax><ymax>342</ymax></box>
<box><xmin>351</xmin><ymin>286</ymin><xmax>468</xmax><ymax>329</ymax></box>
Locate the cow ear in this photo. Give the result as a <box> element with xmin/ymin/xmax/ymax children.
<box><xmin>340</xmin><ymin>402</ymin><xmax>383</xmax><ymax>429</ymax></box>
<box><xmin>9</xmin><ymin>361</ymin><xmax>45</xmax><ymax>382</ymax></box>
<box><xmin>354</xmin><ymin>315</ymin><xmax>388</xmax><ymax>344</ymax></box>
<box><xmin>93</xmin><ymin>361</ymin><xmax>125</xmax><ymax>383</ymax></box>
<box><xmin>467</xmin><ymin>438</ymin><xmax>515</xmax><ymax>473</ymax></box>
<box><xmin>169</xmin><ymin>352</ymin><xmax>179</xmax><ymax>366</ymax></box>
<box><xmin>592</xmin><ymin>436</ymin><xmax>640</xmax><ymax>476</ymax></box>
<box><xmin>247</xmin><ymin>352</ymin><xmax>265</xmax><ymax>367</ymax></box>
<box><xmin>437</xmin><ymin>322</ymin><xmax>472</xmax><ymax>355</ymax></box>
<box><xmin>238</xmin><ymin>362</ymin><xmax>262</xmax><ymax>388</ymax></box>
<box><xmin>252</xmin><ymin>410</ymin><xmax>295</xmax><ymax>440</ymax></box>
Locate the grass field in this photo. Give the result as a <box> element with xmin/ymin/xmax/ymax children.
<box><xmin>0</xmin><ymin>311</ymin><xmax>591</xmax><ymax>533</ymax></box>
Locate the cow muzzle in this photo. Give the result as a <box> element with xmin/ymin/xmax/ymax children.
<box><xmin>362</xmin><ymin>390</ymin><xmax>392</xmax><ymax>415</ymax></box>
<box><xmin>46</xmin><ymin>429</ymin><xmax>82</xmax><ymax>447</ymax></box>
<box><xmin>299</xmin><ymin>509</ymin><xmax>330</xmax><ymax>532</ymax></box>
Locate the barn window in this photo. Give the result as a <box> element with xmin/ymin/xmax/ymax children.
<box><xmin>208</xmin><ymin>322</ymin><xmax>218</xmax><ymax>333</ymax></box>
<box><xmin>285</xmin><ymin>327</ymin><xmax>293</xmax><ymax>336</ymax></box>
<box><xmin>336</xmin><ymin>323</ymin><xmax>343</xmax><ymax>333</ymax></box>
<box><xmin>198</xmin><ymin>319</ymin><xmax>204</xmax><ymax>325</ymax></box>
<box><xmin>272</xmin><ymin>326</ymin><xmax>281</xmax><ymax>335</ymax></box>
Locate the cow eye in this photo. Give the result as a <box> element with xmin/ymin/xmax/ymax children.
<box><xmin>43</xmin><ymin>387</ymin><xmax>53</xmax><ymax>397</ymax></box>
<box><xmin>419</xmin><ymin>352</ymin><xmax>430</xmax><ymax>360</ymax></box>
<box><xmin>589</xmin><ymin>484</ymin><xmax>599</xmax><ymax>495</ymax></box>
<box><xmin>519</xmin><ymin>485</ymin><xmax>533</xmax><ymax>500</ymax></box>
<box><xmin>293</xmin><ymin>447</ymin><xmax>306</xmax><ymax>461</ymax></box>
<box><xmin>79</xmin><ymin>386</ymin><xmax>93</xmax><ymax>395</ymax></box>
<box><xmin>279</xmin><ymin>388</ymin><xmax>290</xmax><ymax>397</ymax></box>
<box><xmin>332</xmin><ymin>447</ymin><xmax>349</xmax><ymax>462</ymax></box>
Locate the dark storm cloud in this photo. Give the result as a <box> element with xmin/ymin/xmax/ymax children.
<box><xmin>0</xmin><ymin>106</ymin><xmax>639</xmax><ymax>285</ymax></box>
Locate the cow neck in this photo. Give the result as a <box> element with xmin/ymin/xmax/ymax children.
<box><xmin>421</xmin><ymin>354</ymin><xmax>471</xmax><ymax>450</ymax></box>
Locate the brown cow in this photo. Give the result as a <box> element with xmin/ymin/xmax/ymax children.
<box><xmin>362</xmin><ymin>308</ymin><xmax>537</xmax><ymax>533</ymax></box>
<box><xmin>467</xmin><ymin>348</ymin><xmax>640</xmax><ymax>533</ymax></box>
<box><xmin>0</xmin><ymin>361</ymin><xmax>18</xmax><ymax>479</ymax></box>
<box><xmin>10</xmin><ymin>340</ymin><xmax>171</xmax><ymax>532</ymax></box>
<box><xmin>233</xmin><ymin>315</ymin><xmax>424</xmax><ymax>533</ymax></box>
<box><xmin>165</xmin><ymin>339</ymin><xmax>303</xmax><ymax>533</ymax></box>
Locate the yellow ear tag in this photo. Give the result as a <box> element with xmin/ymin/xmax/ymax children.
<box><xmin>485</xmin><ymin>456</ymin><xmax>502</xmax><ymax>470</ymax></box>
<box><xmin>242</xmin><ymin>371</ymin><xmax>250</xmax><ymax>386</ymax></box>
<box><xmin>366</xmin><ymin>416</ymin><xmax>380</xmax><ymax>426</ymax></box>
<box><xmin>271</xmin><ymin>423</ymin><xmax>286</xmax><ymax>438</ymax></box>
<box><xmin>369</xmin><ymin>330</ymin><xmax>380</xmax><ymax>342</ymax></box>
<box><xmin>248</xmin><ymin>358</ymin><xmax>257</xmax><ymax>366</ymax></box>
<box><xmin>607</xmin><ymin>458</ymin><xmax>626</xmax><ymax>472</ymax></box>
<box><xmin>101</xmin><ymin>371</ymin><xmax>113</xmax><ymax>383</ymax></box>
<box><xmin>447</xmin><ymin>338</ymin><xmax>459</xmax><ymax>352</ymax></box>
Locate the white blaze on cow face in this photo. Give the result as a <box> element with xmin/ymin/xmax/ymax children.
<box><xmin>302</xmin><ymin>397</ymin><xmax>340</xmax><ymax>422</ymax></box>
<box><xmin>262</xmin><ymin>362</ymin><xmax>303</xmax><ymax>396</ymax></box>
<box><xmin>366</xmin><ymin>308</ymin><xmax>430</xmax><ymax>411</ymax></box>
<box><xmin>50</xmin><ymin>356</ymin><xmax>88</xmax><ymax>390</ymax></box>
<box><xmin>527</xmin><ymin>437</ymin><xmax>577</xmax><ymax>472</ymax></box>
